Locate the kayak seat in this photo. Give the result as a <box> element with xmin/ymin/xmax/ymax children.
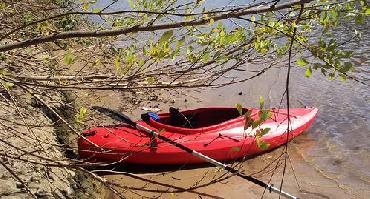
<box><xmin>168</xmin><ymin>107</ymin><xmax>196</xmax><ymax>128</ymax></box>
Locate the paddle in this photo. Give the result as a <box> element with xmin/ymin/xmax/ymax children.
<box><xmin>92</xmin><ymin>106</ymin><xmax>298</xmax><ymax>199</ymax></box>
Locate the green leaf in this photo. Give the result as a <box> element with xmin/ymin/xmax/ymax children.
<box><xmin>305</xmin><ymin>66</ymin><xmax>312</xmax><ymax>77</ymax></box>
<box><xmin>252</xmin><ymin>120</ymin><xmax>262</xmax><ymax>129</ymax></box>
<box><xmin>93</xmin><ymin>58</ymin><xmax>101</xmax><ymax>66</ymax></box>
<box><xmin>365</xmin><ymin>8</ymin><xmax>370</xmax><ymax>15</ymax></box>
<box><xmin>251</xmin><ymin>15</ymin><xmax>255</xmax><ymax>22</ymax></box>
<box><xmin>176</xmin><ymin>36</ymin><xmax>185</xmax><ymax>47</ymax></box>
<box><xmin>256</xmin><ymin>139</ymin><xmax>270</xmax><ymax>150</ymax></box>
<box><xmin>2</xmin><ymin>81</ymin><xmax>14</xmax><ymax>90</ymax></box>
<box><xmin>128</xmin><ymin>0</ymin><xmax>135</xmax><ymax>8</ymax></box>
<box><xmin>244</xmin><ymin>110</ymin><xmax>253</xmax><ymax>130</ymax></box>
<box><xmin>256</xmin><ymin>128</ymin><xmax>271</xmax><ymax>137</ymax></box>
<box><xmin>63</xmin><ymin>50</ymin><xmax>74</xmax><ymax>65</ymax></box>
<box><xmin>146</xmin><ymin>76</ymin><xmax>157</xmax><ymax>84</ymax></box>
<box><xmin>0</xmin><ymin>2</ymin><xmax>6</xmax><ymax>9</ymax></box>
<box><xmin>339</xmin><ymin>62</ymin><xmax>352</xmax><ymax>73</ymax></box>
<box><xmin>328</xmin><ymin>72</ymin><xmax>335</xmax><ymax>80</ymax></box>
<box><xmin>158</xmin><ymin>30</ymin><xmax>173</xmax><ymax>44</ymax></box>
<box><xmin>0</xmin><ymin>68</ymin><xmax>9</xmax><ymax>77</ymax></box>
<box><xmin>82</xmin><ymin>3</ymin><xmax>90</xmax><ymax>11</ymax></box>
<box><xmin>81</xmin><ymin>0</ymin><xmax>97</xmax><ymax>11</ymax></box>
<box><xmin>0</xmin><ymin>53</ymin><xmax>6</xmax><ymax>61</ymax></box>
<box><xmin>92</xmin><ymin>8</ymin><xmax>101</xmax><ymax>13</ymax></box>
<box><xmin>355</xmin><ymin>14</ymin><xmax>365</xmax><ymax>24</ymax></box>
<box><xmin>338</xmin><ymin>74</ymin><xmax>347</xmax><ymax>81</ymax></box>
<box><xmin>236</xmin><ymin>103</ymin><xmax>243</xmax><ymax>116</ymax></box>
<box><xmin>259</xmin><ymin>96</ymin><xmax>264</xmax><ymax>110</ymax></box>
<box><xmin>75</xmin><ymin>107</ymin><xmax>87</xmax><ymax>124</ymax></box>
<box><xmin>114</xmin><ymin>55</ymin><xmax>121</xmax><ymax>72</ymax></box>
<box><xmin>259</xmin><ymin>110</ymin><xmax>272</xmax><ymax>122</ymax></box>
<box><xmin>296</xmin><ymin>58</ymin><xmax>309</xmax><ymax>66</ymax></box>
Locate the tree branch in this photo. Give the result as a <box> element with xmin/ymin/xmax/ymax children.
<box><xmin>0</xmin><ymin>0</ymin><xmax>312</xmax><ymax>52</ymax></box>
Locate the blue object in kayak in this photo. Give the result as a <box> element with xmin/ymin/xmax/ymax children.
<box><xmin>148</xmin><ymin>112</ymin><xmax>160</xmax><ymax>121</ymax></box>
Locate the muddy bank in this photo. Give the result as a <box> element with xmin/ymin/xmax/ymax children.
<box><xmin>0</xmin><ymin>90</ymin><xmax>75</xmax><ymax>198</ymax></box>
<box><xmin>0</xmin><ymin>0</ymin><xmax>107</xmax><ymax>198</ymax></box>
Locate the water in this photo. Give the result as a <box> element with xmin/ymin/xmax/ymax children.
<box><xmin>90</xmin><ymin>1</ymin><xmax>369</xmax><ymax>198</ymax></box>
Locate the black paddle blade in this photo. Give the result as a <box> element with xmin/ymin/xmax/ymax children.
<box><xmin>91</xmin><ymin>106</ymin><xmax>136</xmax><ymax>127</ymax></box>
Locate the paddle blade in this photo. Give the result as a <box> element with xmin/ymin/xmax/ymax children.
<box><xmin>91</xmin><ymin>106</ymin><xmax>136</xmax><ymax>127</ymax></box>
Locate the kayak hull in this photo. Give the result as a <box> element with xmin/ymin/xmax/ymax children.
<box><xmin>78</xmin><ymin>107</ymin><xmax>318</xmax><ymax>164</ymax></box>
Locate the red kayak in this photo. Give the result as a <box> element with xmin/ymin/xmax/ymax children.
<box><xmin>78</xmin><ymin>107</ymin><xmax>318</xmax><ymax>164</ymax></box>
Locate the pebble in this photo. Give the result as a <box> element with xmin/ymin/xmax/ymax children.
<box><xmin>148</xmin><ymin>95</ymin><xmax>158</xmax><ymax>101</ymax></box>
<box><xmin>35</xmin><ymin>189</ymin><xmax>52</xmax><ymax>198</ymax></box>
<box><xmin>16</xmin><ymin>182</ymin><xmax>25</xmax><ymax>189</ymax></box>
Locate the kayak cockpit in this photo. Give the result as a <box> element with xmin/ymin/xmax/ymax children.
<box><xmin>145</xmin><ymin>107</ymin><xmax>249</xmax><ymax>134</ymax></box>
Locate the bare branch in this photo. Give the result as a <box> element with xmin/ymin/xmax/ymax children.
<box><xmin>0</xmin><ymin>0</ymin><xmax>312</xmax><ymax>52</ymax></box>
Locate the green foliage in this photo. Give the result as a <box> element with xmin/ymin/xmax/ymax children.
<box><xmin>320</xmin><ymin>8</ymin><xmax>339</xmax><ymax>31</ymax></box>
<box><xmin>305</xmin><ymin>66</ymin><xmax>312</xmax><ymax>78</ymax></box>
<box><xmin>296</xmin><ymin>58</ymin><xmax>309</xmax><ymax>67</ymax></box>
<box><xmin>0</xmin><ymin>2</ymin><xmax>6</xmax><ymax>9</ymax></box>
<box><xmin>114</xmin><ymin>55</ymin><xmax>121</xmax><ymax>73</ymax></box>
<box><xmin>253</xmin><ymin>36</ymin><xmax>271</xmax><ymax>54</ymax></box>
<box><xmin>196</xmin><ymin>25</ymin><xmax>246</xmax><ymax>49</ymax></box>
<box><xmin>123</xmin><ymin>46</ymin><xmax>138</xmax><ymax>70</ymax></box>
<box><xmin>244</xmin><ymin>109</ymin><xmax>253</xmax><ymax>130</ymax></box>
<box><xmin>75</xmin><ymin>107</ymin><xmax>87</xmax><ymax>124</ymax></box>
<box><xmin>52</xmin><ymin>0</ymin><xmax>73</xmax><ymax>7</ymax></box>
<box><xmin>1</xmin><ymin>81</ymin><xmax>14</xmax><ymax>90</ymax></box>
<box><xmin>112</xmin><ymin>46</ymin><xmax>144</xmax><ymax>75</ymax></box>
<box><xmin>57</xmin><ymin>16</ymin><xmax>77</xmax><ymax>31</ymax></box>
<box><xmin>128</xmin><ymin>0</ymin><xmax>168</xmax><ymax>11</ymax></box>
<box><xmin>144</xmin><ymin>30</ymin><xmax>181</xmax><ymax>60</ymax></box>
<box><xmin>1</xmin><ymin>0</ymin><xmax>366</xmax><ymax>97</ymax></box>
<box><xmin>240</xmin><ymin>97</ymin><xmax>272</xmax><ymax>150</ymax></box>
<box><xmin>236</xmin><ymin>103</ymin><xmax>243</xmax><ymax>116</ymax></box>
<box><xmin>111</xmin><ymin>17</ymin><xmax>139</xmax><ymax>27</ymax></box>
<box><xmin>80</xmin><ymin>0</ymin><xmax>97</xmax><ymax>11</ymax></box>
<box><xmin>63</xmin><ymin>50</ymin><xmax>75</xmax><ymax>65</ymax></box>
<box><xmin>0</xmin><ymin>53</ymin><xmax>6</xmax><ymax>61</ymax></box>
<box><xmin>309</xmin><ymin>38</ymin><xmax>354</xmax><ymax>79</ymax></box>
<box><xmin>256</xmin><ymin>138</ymin><xmax>270</xmax><ymax>150</ymax></box>
<box><xmin>158</xmin><ymin>30</ymin><xmax>174</xmax><ymax>44</ymax></box>
<box><xmin>254</xmin><ymin>125</ymin><xmax>271</xmax><ymax>150</ymax></box>
<box><xmin>146</xmin><ymin>76</ymin><xmax>157</xmax><ymax>84</ymax></box>
<box><xmin>259</xmin><ymin>96</ymin><xmax>264</xmax><ymax>110</ymax></box>
<box><xmin>365</xmin><ymin>8</ymin><xmax>370</xmax><ymax>15</ymax></box>
<box><xmin>37</xmin><ymin>21</ymin><xmax>53</xmax><ymax>35</ymax></box>
<box><xmin>22</xmin><ymin>12</ymin><xmax>34</xmax><ymax>24</ymax></box>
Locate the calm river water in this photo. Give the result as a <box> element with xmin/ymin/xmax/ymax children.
<box><xmin>91</xmin><ymin>1</ymin><xmax>369</xmax><ymax>198</ymax></box>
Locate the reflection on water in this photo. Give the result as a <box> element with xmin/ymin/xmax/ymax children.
<box><xmin>92</xmin><ymin>0</ymin><xmax>369</xmax><ymax>198</ymax></box>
